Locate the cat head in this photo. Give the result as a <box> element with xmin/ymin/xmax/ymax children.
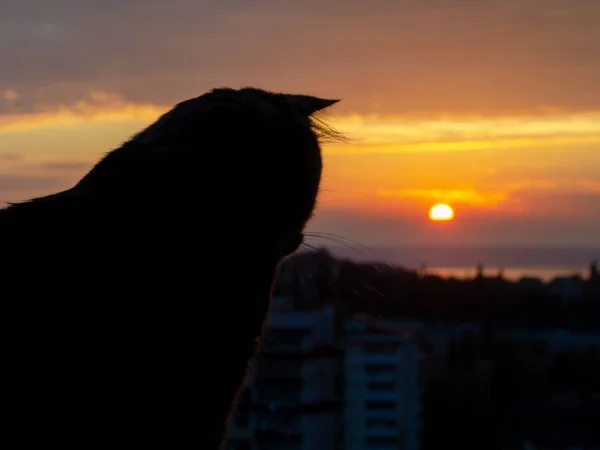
<box><xmin>52</xmin><ymin>87</ymin><xmax>340</xmax><ymax>259</ymax></box>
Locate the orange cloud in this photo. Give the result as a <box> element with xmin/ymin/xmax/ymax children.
<box><xmin>377</xmin><ymin>188</ymin><xmax>507</xmax><ymax>206</ymax></box>
<box><xmin>5</xmin><ymin>99</ymin><xmax>599</xmax><ymax>166</ymax></box>
<box><xmin>505</xmin><ymin>179</ymin><xmax>600</xmax><ymax>195</ymax></box>
<box><xmin>0</xmin><ymin>91</ymin><xmax>167</xmax><ymax>133</ymax></box>
<box><xmin>327</xmin><ymin>112</ymin><xmax>600</xmax><ymax>154</ymax></box>
<box><xmin>3</xmin><ymin>97</ymin><xmax>600</xmax><ymax>222</ymax></box>
<box><xmin>2</xmin><ymin>89</ymin><xmax>19</xmax><ymax>102</ymax></box>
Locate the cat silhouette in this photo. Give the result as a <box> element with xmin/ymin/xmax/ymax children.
<box><xmin>0</xmin><ymin>87</ymin><xmax>339</xmax><ymax>448</ymax></box>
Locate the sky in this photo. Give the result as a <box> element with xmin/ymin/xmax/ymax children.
<box><xmin>1</xmin><ymin>0</ymin><xmax>600</xmax><ymax>248</ymax></box>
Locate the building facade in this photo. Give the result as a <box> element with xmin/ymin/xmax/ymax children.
<box><xmin>344</xmin><ymin>319</ymin><xmax>421</xmax><ymax>450</ymax></box>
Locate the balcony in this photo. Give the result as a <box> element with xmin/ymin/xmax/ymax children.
<box><xmin>364</xmin><ymin>426</ymin><xmax>398</xmax><ymax>438</ymax></box>
<box><xmin>364</xmin><ymin>410</ymin><xmax>398</xmax><ymax>420</ymax></box>
<box><xmin>365</xmin><ymin>391</ymin><xmax>398</xmax><ymax>402</ymax></box>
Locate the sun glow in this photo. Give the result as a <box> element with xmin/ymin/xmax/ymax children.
<box><xmin>429</xmin><ymin>204</ymin><xmax>454</xmax><ymax>221</ymax></box>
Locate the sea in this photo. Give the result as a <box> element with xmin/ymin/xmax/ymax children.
<box><xmin>323</xmin><ymin>246</ymin><xmax>600</xmax><ymax>282</ymax></box>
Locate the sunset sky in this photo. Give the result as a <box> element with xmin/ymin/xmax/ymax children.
<box><xmin>1</xmin><ymin>0</ymin><xmax>600</xmax><ymax>247</ymax></box>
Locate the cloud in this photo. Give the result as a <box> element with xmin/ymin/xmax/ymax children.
<box><xmin>1</xmin><ymin>0</ymin><xmax>600</xmax><ymax>116</ymax></box>
<box><xmin>508</xmin><ymin>179</ymin><xmax>600</xmax><ymax>195</ymax></box>
<box><xmin>372</xmin><ymin>179</ymin><xmax>600</xmax><ymax>218</ymax></box>
<box><xmin>41</xmin><ymin>161</ymin><xmax>93</xmax><ymax>171</ymax></box>
<box><xmin>335</xmin><ymin>113</ymin><xmax>600</xmax><ymax>141</ymax></box>
<box><xmin>377</xmin><ymin>188</ymin><xmax>507</xmax><ymax>206</ymax></box>
<box><xmin>2</xmin><ymin>89</ymin><xmax>19</xmax><ymax>102</ymax></box>
<box><xmin>0</xmin><ymin>153</ymin><xmax>22</xmax><ymax>161</ymax></box>
<box><xmin>0</xmin><ymin>173</ymin><xmax>65</xmax><ymax>192</ymax></box>
<box><xmin>0</xmin><ymin>91</ymin><xmax>165</xmax><ymax>132</ymax></box>
<box><xmin>327</xmin><ymin>112</ymin><xmax>600</xmax><ymax>154</ymax></box>
<box><xmin>5</xmin><ymin>94</ymin><xmax>600</xmax><ymax>158</ymax></box>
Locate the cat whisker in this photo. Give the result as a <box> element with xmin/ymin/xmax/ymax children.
<box><xmin>304</xmin><ymin>234</ymin><xmax>369</xmax><ymax>259</ymax></box>
<box><xmin>306</xmin><ymin>232</ymin><xmax>372</xmax><ymax>251</ymax></box>
<box><xmin>305</xmin><ymin>232</ymin><xmax>390</xmax><ymax>268</ymax></box>
<box><xmin>299</xmin><ymin>242</ymin><xmax>320</xmax><ymax>252</ymax></box>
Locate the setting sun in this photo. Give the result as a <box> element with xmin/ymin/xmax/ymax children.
<box><xmin>429</xmin><ymin>204</ymin><xmax>454</xmax><ymax>221</ymax></box>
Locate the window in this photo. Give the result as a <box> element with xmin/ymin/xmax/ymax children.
<box><xmin>364</xmin><ymin>343</ymin><xmax>397</xmax><ymax>354</ymax></box>
<box><xmin>334</xmin><ymin>375</ymin><xmax>344</xmax><ymax>398</ymax></box>
<box><xmin>367</xmin><ymin>381</ymin><xmax>396</xmax><ymax>392</ymax></box>
<box><xmin>365</xmin><ymin>436</ymin><xmax>399</xmax><ymax>446</ymax></box>
<box><xmin>365</xmin><ymin>418</ymin><xmax>396</xmax><ymax>427</ymax></box>
<box><xmin>364</xmin><ymin>364</ymin><xmax>397</xmax><ymax>374</ymax></box>
<box><xmin>365</xmin><ymin>400</ymin><xmax>396</xmax><ymax>410</ymax></box>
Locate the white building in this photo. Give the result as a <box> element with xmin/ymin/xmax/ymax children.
<box><xmin>344</xmin><ymin>318</ymin><xmax>421</xmax><ymax>450</ymax></box>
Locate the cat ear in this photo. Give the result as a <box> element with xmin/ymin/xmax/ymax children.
<box><xmin>286</xmin><ymin>95</ymin><xmax>339</xmax><ymax>116</ymax></box>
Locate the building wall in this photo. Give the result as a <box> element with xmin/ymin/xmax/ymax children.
<box><xmin>250</xmin><ymin>299</ymin><xmax>341</xmax><ymax>450</ymax></box>
<box><xmin>345</xmin><ymin>326</ymin><xmax>421</xmax><ymax>450</ymax></box>
<box><xmin>226</xmin><ymin>302</ymin><xmax>422</xmax><ymax>450</ymax></box>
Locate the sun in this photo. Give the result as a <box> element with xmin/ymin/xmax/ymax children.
<box><xmin>429</xmin><ymin>203</ymin><xmax>454</xmax><ymax>221</ymax></box>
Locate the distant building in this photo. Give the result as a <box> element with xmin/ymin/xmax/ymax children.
<box><xmin>548</xmin><ymin>276</ymin><xmax>583</xmax><ymax>302</ymax></box>
<box><xmin>276</xmin><ymin>248</ymin><xmax>341</xmax><ymax>311</ymax></box>
<box><xmin>344</xmin><ymin>318</ymin><xmax>421</xmax><ymax>450</ymax></box>
<box><xmin>502</xmin><ymin>328</ymin><xmax>600</xmax><ymax>353</ymax></box>
<box><xmin>476</xmin><ymin>263</ymin><xmax>484</xmax><ymax>279</ymax></box>
<box><xmin>516</xmin><ymin>277</ymin><xmax>545</xmax><ymax>289</ymax></box>
<box><xmin>231</xmin><ymin>297</ymin><xmax>342</xmax><ymax>450</ymax></box>
<box><xmin>226</xmin><ymin>300</ymin><xmax>423</xmax><ymax>450</ymax></box>
<box><xmin>590</xmin><ymin>260</ymin><xmax>598</xmax><ymax>281</ymax></box>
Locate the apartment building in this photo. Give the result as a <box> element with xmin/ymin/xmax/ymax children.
<box><xmin>226</xmin><ymin>296</ymin><xmax>342</xmax><ymax>450</ymax></box>
<box><xmin>344</xmin><ymin>318</ymin><xmax>421</xmax><ymax>450</ymax></box>
<box><xmin>226</xmin><ymin>300</ymin><xmax>422</xmax><ymax>450</ymax></box>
